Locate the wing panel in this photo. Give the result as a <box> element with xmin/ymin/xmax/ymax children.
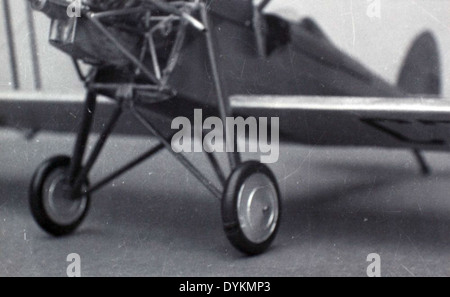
<box><xmin>231</xmin><ymin>95</ymin><xmax>450</xmax><ymax>150</ymax></box>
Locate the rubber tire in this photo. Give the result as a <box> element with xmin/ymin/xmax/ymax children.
<box><xmin>222</xmin><ymin>161</ymin><xmax>282</xmax><ymax>255</ymax></box>
<box><xmin>29</xmin><ymin>156</ymin><xmax>90</xmax><ymax>237</ymax></box>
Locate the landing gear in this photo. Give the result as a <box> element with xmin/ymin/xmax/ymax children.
<box><xmin>29</xmin><ymin>156</ymin><xmax>90</xmax><ymax>236</ymax></box>
<box><xmin>222</xmin><ymin>161</ymin><xmax>281</xmax><ymax>255</ymax></box>
<box><xmin>28</xmin><ymin>2</ymin><xmax>283</xmax><ymax>255</ymax></box>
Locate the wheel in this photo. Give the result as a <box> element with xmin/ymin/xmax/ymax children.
<box><xmin>29</xmin><ymin>156</ymin><xmax>90</xmax><ymax>236</ymax></box>
<box><xmin>222</xmin><ymin>161</ymin><xmax>281</xmax><ymax>255</ymax></box>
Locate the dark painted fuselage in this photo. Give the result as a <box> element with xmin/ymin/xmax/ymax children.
<box><xmin>143</xmin><ymin>0</ymin><xmax>405</xmax><ymax>122</ymax></box>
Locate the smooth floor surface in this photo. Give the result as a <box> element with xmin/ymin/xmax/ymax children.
<box><xmin>0</xmin><ymin>130</ymin><xmax>449</xmax><ymax>277</ymax></box>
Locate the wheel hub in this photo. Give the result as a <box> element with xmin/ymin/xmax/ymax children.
<box><xmin>237</xmin><ymin>173</ymin><xmax>279</xmax><ymax>244</ymax></box>
<box><xmin>43</xmin><ymin>168</ymin><xmax>88</xmax><ymax>226</ymax></box>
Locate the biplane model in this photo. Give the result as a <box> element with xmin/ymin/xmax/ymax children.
<box><xmin>0</xmin><ymin>0</ymin><xmax>445</xmax><ymax>255</ymax></box>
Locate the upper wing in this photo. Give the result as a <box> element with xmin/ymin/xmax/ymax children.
<box><xmin>231</xmin><ymin>95</ymin><xmax>450</xmax><ymax>151</ymax></box>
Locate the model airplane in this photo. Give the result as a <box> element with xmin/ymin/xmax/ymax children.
<box><xmin>0</xmin><ymin>0</ymin><xmax>444</xmax><ymax>255</ymax></box>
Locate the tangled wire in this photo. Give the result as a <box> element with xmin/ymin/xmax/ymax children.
<box><xmin>84</xmin><ymin>0</ymin><xmax>142</xmax><ymax>11</ymax></box>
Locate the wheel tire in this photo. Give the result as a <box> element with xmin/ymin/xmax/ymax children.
<box><xmin>29</xmin><ymin>156</ymin><xmax>90</xmax><ymax>237</ymax></box>
<box><xmin>222</xmin><ymin>161</ymin><xmax>282</xmax><ymax>255</ymax></box>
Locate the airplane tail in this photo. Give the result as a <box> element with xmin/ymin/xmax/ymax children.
<box><xmin>398</xmin><ymin>31</ymin><xmax>441</xmax><ymax>96</ymax></box>
<box><xmin>398</xmin><ymin>31</ymin><xmax>442</xmax><ymax>175</ymax></box>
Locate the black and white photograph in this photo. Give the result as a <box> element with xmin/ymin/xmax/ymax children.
<box><xmin>0</xmin><ymin>0</ymin><xmax>449</xmax><ymax>280</ymax></box>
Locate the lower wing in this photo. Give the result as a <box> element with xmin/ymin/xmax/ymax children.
<box><xmin>2</xmin><ymin>92</ymin><xmax>450</xmax><ymax>152</ymax></box>
<box><xmin>232</xmin><ymin>95</ymin><xmax>450</xmax><ymax>151</ymax></box>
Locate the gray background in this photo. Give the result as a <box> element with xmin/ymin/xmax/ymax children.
<box><xmin>0</xmin><ymin>0</ymin><xmax>449</xmax><ymax>277</ymax></box>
